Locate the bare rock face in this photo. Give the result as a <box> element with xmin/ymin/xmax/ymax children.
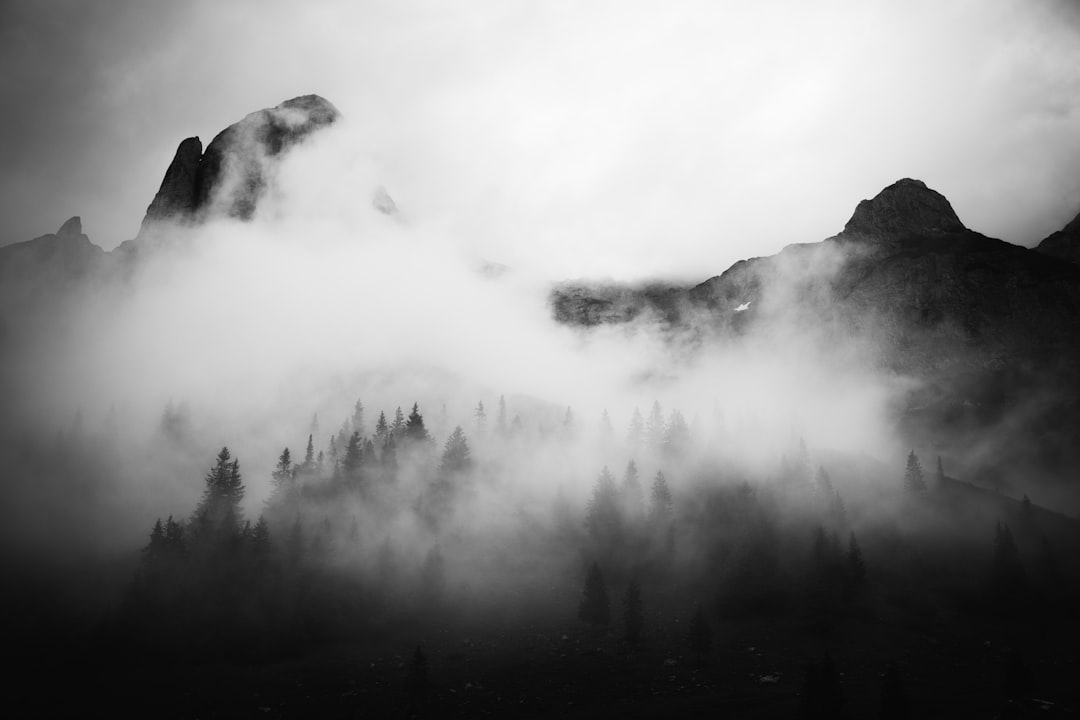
<box><xmin>138</xmin><ymin>95</ymin><xmax>341</xmax><ymax>232</ymax></box>
<box><xmin>842</xmin><ymin>178</ymin><xmax>966</xmax><ymax>237</ymax></box>
<box><xmin>0</xmin><ymin>217</ymin><xmax>105</xmax><ymax>301</ymax></box>
<box><xmin>1036</xmin><ymin>210</ymin><xmax>1080</xmax><ymax>265</ymax></box>
<box><xmin>140</xmin><ymin>137</ymin><xmax>203</xmax><ymax>229</ymax></box>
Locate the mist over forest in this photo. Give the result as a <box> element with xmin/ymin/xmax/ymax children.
<box><xmin>3</xmin><ymin>4</ymin><xmax>1080</xmax><ymax>716</ymax></box>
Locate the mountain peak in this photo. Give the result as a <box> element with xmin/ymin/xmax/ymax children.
<box><xmin>138</xmin><ymin>94</ymin><xmax>341</xmax><ymax>233</ymax></box>
<box><xmin>842</xmin><ymin>178</ymin><xmax>965</xmax><ymax>237</ymax></box>
<box><xmin>57</xmin><ymin>216</ymin><xmax>82</xmax><ymax>238</ymax></box>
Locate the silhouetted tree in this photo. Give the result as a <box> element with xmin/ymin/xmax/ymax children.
<box><xmin>342</xmin><ymin>431</ymin><xmax>363</xmax><ymax>480</ymax></box>
<box><xmin>645</xmin><ymin>401</ymin><xmax>665</xmax><ymax>452</ymax></box>
<box><xmin>649</xmin><ymin>471</ymin><xmax>672</xmax><ymax>524</ymax></box>
<box><xmin>623</xmin><ymin>579</ymin><xmax>643</xmax><ymax>646</ymax></box>
<box><xmin>375</xmin><ymin>410</ymin><xmax>389</xmax><ymax>439</ymax></box>
<box><xmin>194</xmin><ymin>447</ymin><xmax>245</xmax><ymax>538</ymax></box>
<box><xmin>391</xmin><ymin>406</ymin><xmax>406</xmax><ymax>437</ymax></box>
<box><xmin>585</xmin><ymin>467</ymin><xmax>622</xmax><ymax>546</ymax></box>
<box><xmin>474</xmin><ymin>401</ymin><xmax>486</xmax><ymax>437</ymax></box>
<box><xmin>688</xmin><ymin>603</ymin><xmax>712</xmax><ymax>657</ymax></box>
<box><xmin>268</xmin><ymin>447</ymin><xmax>294</xmax><ymax>505</ymax></box>
<box><xmin>304</xmin><ymin>434</ymin><xmax>315</xmax><ymax>471</ymax></box>
<box><xmin>599</xmin><ymin>409</ymin><xmax>614</xmax><ymax>440</ymax></box>
<box><xmin>351</xmin><ymin>399</ymin><xmax>365</xmax><ymax>437</ymax></box>
<box><xmin>251</xmin><ymin>515</ymin><xmax>271</xmax><ymax>555</ymax></box>
<box><xmin>903</xmin><ymin>450</ymin><xmax>926</xmax><ymax>494</ymax></box>
<box><xmin>144</xmin><ymin>518</ymin><xmax>165</xmax><ymax>560</ymax></box>
<box><xmin>404</xmin><ymin>403</ymin><xmax>429</xmax><ymax>443</ymax></box>
<box><xmin>440</xmin><ymin>426</ymin><xmax>471</xmax><ymax>474</ymax></box>
<box><xmin>578</xmin><ymin>562</ymin><xmax>610</xmax><ymax>628</ymax></box>
<box><xmin>620</xmin><ymin>460</ymin><xmax>644</xmax><ymax>521</ymax></box>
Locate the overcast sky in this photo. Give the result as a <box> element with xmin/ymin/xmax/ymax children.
<box><xmin>2</xmin><ymin>0</ymin><xmax>1079</xmax><ymax>279</ymax></box>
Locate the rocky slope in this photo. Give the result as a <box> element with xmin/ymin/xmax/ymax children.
<box><xmin>553</xmin><ymin>179</ymin><xmax>1080</xmax><ymax>495</ymax></box>
<box><xmin>1036</xmin><ymin>210</ymin><xmax>1080</xmax><ymax>265</ymax></box>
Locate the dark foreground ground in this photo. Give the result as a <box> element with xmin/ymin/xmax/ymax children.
<box><xmin>17</xmin><ymin>604</ymin><xmax>1078</xmax><ymax>719</ymax></box>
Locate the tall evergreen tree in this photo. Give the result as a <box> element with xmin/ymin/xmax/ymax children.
<box><xmin>585</xmin><ymin>466</ymin><xmax>623</xmax><ymax>545</ymax></box>
<box><xmin>304</xmin><ymin>434</ymin><xmax>315</xmax><ymax>470</ymax></box>
<box><xmin>599</xmin><ymin>409</ymin><xmax>614</xmax><ymax>440</ymax></box>
<box><xmin>440</xmin><ymin>426</ymin><xmax>472</xmax><ymax>474</ymax></box>
<box><xmin>620</xmin><ymin>460</ymin><xmax>645</xmax><ymax>521</ymax></box>
<box><xmin>391</xmin><ymin>406</ymin><xmax>406</xmax><ymax>437</ymax></box>
<box><xmin>375</xmin><ymin>410</ymin><xmax>389</xmax><ymax>439</ymax></box>
<box><xmin>645</xmin><ymin>401</ymin><xmax>665</xmax><ymax>452</ymax></box>
<box><xmin>251</xmin><ymin>515</ymin><xmax>271</xmax><ymax>554</ymax></box>
<box><xmin>269</xmin><ymin>447</ymin><xmax>294</xmax><ymax>503</ymax></box>
<box><xmin>342</xmin><ymin>431</ymin><xmax>363</xmax><ymax>479</ymax></box>
<box><xmin>404</xmin><ymin>403</ymin><xmax>429</xmax><ymax>443</ymax></box>
<box><xmin>649</xmin><ymin>471</ymin><xmax>673</xmax><ymax>523</ymax></box>
<box><xmin>352</xmin><ymin>399</ymin><xmax>365</xmax><ymax>438</ymax></box>
<box><xmin>578</xmin><ymin>562</ymin><xmax>610</xmax><ymax>628</ymax></box>
<box><xmin>474</xmin><ymin>401</ymin><xmax>486</xmax><ymax>437</ymax></box>
<box><xmin>903</xmin><ymin>450</ymin><xmax>927</xmax><ymax>494</ymax></box>
<box><xmin>194</xmin><ymin>447</ymin><xmax>245</xmax><ymax>537</ymax></box>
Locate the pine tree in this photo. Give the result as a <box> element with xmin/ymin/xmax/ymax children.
<box><xmin>623</xmin><ymin>578</ymin><xmax>643</xmax><ymax>646</ymax></box>
<box><xmin>194</xmin><ymin>447</ymin><xmax>245</xmax><ymax>537</ymax></box>
<box><xmin>164</xmin><ymin>515</ymin><xmax>185</xmax><ymax>555</ymax></box>
<box><xmin>903</xmin><ymin>450</ymin><xmax>926</xmax><ymax>494</ymax></box>
<box><xmin>352</xmin><ymin>399</ymin><xmax>365</xmax><ymax>437</ymax></box>
<box><xmin>627</xmin><ymin>407</ymin><xmax>644</xmax><ymax>451</ymax></box>
<box><xmin>585</xmin><ymin>466</ymin><xmax>622</xmax><ymax>545</ymax></box>
<box><xmin>269</xmin><ymin>447</ymin><xmax>294</xmax><ymax>503</ymax></box>
<box><xmin>599</xmin><ymin>409</ymin><xmax>614</xmax><ymax>440</ymax></box>
<box><xmin>474</xmin><ymin>401</ymin><xmax>486</xmax><ymax>437</ymax></box>
<box><xmin>663</xmin><ymin>409</ymin><xmax>691</xmax><ymax>457</ymax></box>
<box><xmin>375</xmin><ymin>410</ymin><xmax>389</xmax><ymax>439</ymax></box>
<box><xmin>649</xmin><ymin>471</ymin><xmax>673</xmax><ymax>523</ymax></box>
<box><xmin>251</xmin><ymin>515</ymin><xmax>271</xmax><ymax>554</ymax></box>
<box><xmin>688</xmin><ymin>603</ymin><xmax>712</xmax><ymax>657</ymax></box>
<box><xmin>561</xmin><ymin>406</ymin><xmax>575</xmax><ymax>440</ymax></box>
<box><xmin>578</xmin><ymin>562</ymin><xmax>610</xmax><ymax>627</ymax></box>
<box><xmin>440</xmin><ymin>426</ymin><xmax>472</xmax><ymax>474</ymax></box>
<box><xmin>620</xmin><ymin>460</ymin><xmax>644</xmax><ymax>521</ymax></box>
<box><xmin>304</xmin><ymin>434</ymin><xmax>315</xmax><ymax>470</ymax></box>
<box><xmin>342</xmin><ymin>431</ymin><xmax>363</xmax><ymax>479</ymax></box>
<box><xmin>144</xmin><ymin>518</ymin><xmax>165</xmax><ymax>560</ymax></box>
<box><xmin>404</xmin><ymin>403</ymin><xmax>429</xmax><ymax>443</ymax></box>
<box><xmin>392</xmin><ymin>406</ymin><xmax>406</xmax><ymax>437</ymax></box>
<box><xmin>645</xmin><ymin>401</ymin><xmax>665</xmax><ymax>452</ymax></box>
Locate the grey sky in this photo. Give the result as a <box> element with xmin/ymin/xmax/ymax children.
<box><xmin>2</xmin><ymin>0</ymin><xmax>1079</xmax><ymax>279</ymax></box>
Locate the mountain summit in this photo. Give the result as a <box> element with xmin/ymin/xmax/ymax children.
<box><xmin>842</xmin><ymin>178</ymin><xmax>966</xmax><ymax>237</ymax></box>
<box><xmin>139</xmin><ymin>94</ymin><xmax>341</xmax><ymax>233</ymax></box>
